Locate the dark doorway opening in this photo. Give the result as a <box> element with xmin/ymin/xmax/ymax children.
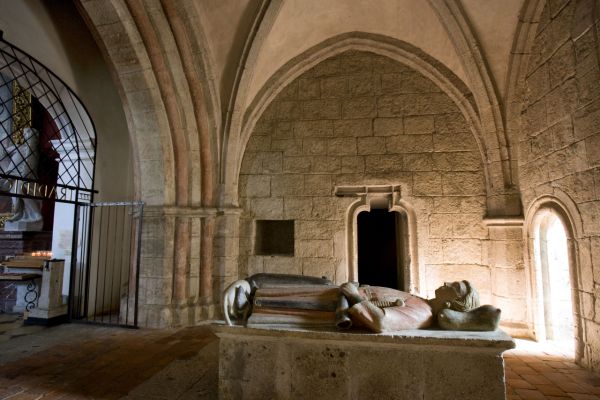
<box><xmin>357</xmin><ymin>209</ymin><xmax>402</xmax><ymax>289</ymax></box>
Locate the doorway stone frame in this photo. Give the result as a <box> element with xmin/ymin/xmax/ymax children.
<box><xmin>524</xmin><ymin>193</ymin><xmax>586</xmax><ymax>364</ymax></box>
<box><xmin>335</xmin><ymin>184</ymin><xmax>420</xmax><ymax>294</ymax></box>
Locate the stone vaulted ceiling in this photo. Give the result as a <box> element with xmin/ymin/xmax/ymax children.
<box><xmin>78</xmin><ymin>0</ymin><xmax>530</xmax><ymax>215</ymax></box>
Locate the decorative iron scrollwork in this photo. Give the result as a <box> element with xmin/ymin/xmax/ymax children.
<box><xmin>24</xmin><ymin>280</ymin><xmax>38</xmax><ymax>311</ymax></box>
<box><xmin>0</xmin><ymin>213</ymin><xmax>11</xmax><ymax>228</ymax></box>
<box><xmin>0</xmin><ymin>33</ymin><xmax>97</xmax><ymax>204</ymax></box>
<box><xmin>11</xmin><ymin>80</ymin><xmax>31</xmax><ymax>145</ymax></box>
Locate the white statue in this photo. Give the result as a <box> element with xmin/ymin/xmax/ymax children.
<box><xmin>0</xmin><ymin>127</ymin><xmax>43</xmax><ymax>231</ymax></box>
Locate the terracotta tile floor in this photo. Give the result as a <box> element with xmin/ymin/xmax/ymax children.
<box><xmin>1</xmin><ymin>313</ymin><xmax>600</xmax><ymax>400</ymax></box>
<box><xmin>0</xmin><ymin>315</ymin><xmax>219</xmax><ymax>400</ymax></box>
<box><xmin>505</xmin><ymin>340</ymin><xmax>600</xmax><ymax>400</ymax></box>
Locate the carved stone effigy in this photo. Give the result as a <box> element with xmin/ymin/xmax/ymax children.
<box><xmin>223</xmin><ymin>275</ymin><xmax>501</xmax><ymax>333</ymax></box>
<box><xmin>218</xmin><ymin>274</ymin><xmax>510</xmax><ymax>399</ymax></box>
<box><xmin>214</xmin><ymin>325</ymin><xmax>514</xmax><ymax>400</ymax></box>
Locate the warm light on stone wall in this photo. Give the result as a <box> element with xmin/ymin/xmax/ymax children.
<box><xmin>239</xmin><ymin>51</ymin><xmax>494</xmax><ymax>303</ymax></box>
<box><xmin>519</xmin><ymin>0</ymin><xmax>600</xmax><ymax>369</ymax></box>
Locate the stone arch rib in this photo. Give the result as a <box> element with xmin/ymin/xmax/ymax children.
<box><xmin>220</xmin><ymin>0</ymin><xmax>283</xmax><ymax>206</ymax></box>
<box><xmin>77</xmin><ymin>0</ymin><xmax>176</xmax><ymax>206</ymax></box>
<box><xmin>427</xmin><ymin>0</ymin><xmax>520</xmax><ymax>216</ymax></box>
<box><xmin>505</xmin><ymin>0</ymin><xmax>546</xmax><ymax>193</ymax></box>
<box><xmin>158</xmin><ymin>0</ymin><xmax>223</xmax><ymax>308</ymax></box>
<box><xmin>159</xmin><ymin>0</ymin><xmax>219</xmax><ymax>207</ymax></box>
<box><xmin>124</xmin><ymin>0</ymin><xmax>192</xmax><ymax>207</ymax></box>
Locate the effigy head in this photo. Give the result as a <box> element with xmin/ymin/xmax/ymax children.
<box><xmin>437</xmin><ymin>304</ymin><xmax>501</xmax><ymax>331</ymax></box>
<box><xmin>434</xmin><ymin>280</ymin><xmax>480</xmax><ymax>312</ymax></box>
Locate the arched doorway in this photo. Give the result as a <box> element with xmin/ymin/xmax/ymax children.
<box><xmin>337</xmin><ymin>185</ymin><xmax>418</xmax><ymax>292</ymax></box>
<box><xmin>357</xmin><ymin>209</ymin><xmax>407</xmax><ymax>290</ymax></box>
<box><xmin>528</xmin><ymin>202</ymin><xmax>579</xmax><ymax>354</ymax></box>
<box><xmin>533</xmin><ymin>211</ymin><xmax>574</xmax><ymax>344</ymax></box>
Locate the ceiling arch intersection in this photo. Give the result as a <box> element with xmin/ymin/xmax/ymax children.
<box><xmin>427</xmin><ymin>0</ymin><xmax>521</xmax><ymax>215</ymax></box>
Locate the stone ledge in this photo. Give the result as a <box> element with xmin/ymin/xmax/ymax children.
<box><xmin>212</xmin><ymin>324</ymin><xmax>515</xmax><ymax>350</ymax></box>
<box><xmin>482</xmin><ymin>217</ymin><xmax>524</xmax><ymax>227</ymax></box>
<box><xmin>143</xmin><ymin>206</ymin><xmax>243</xmax><ymax>218</ymax></box>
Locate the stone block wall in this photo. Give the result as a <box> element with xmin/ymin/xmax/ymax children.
<box><xmin>239</xmin><ymin>51</ymin><xmax>497</xmax><ymax>307</ymax></box>
<box><xmin>520</xmin><ymin>0</ymin><xmax>600</xmax><ymax>369</ymax></box>
<box><xmin>137</xmin><ymin>212</ymin><xmax>178</xmax><ymax>327</ymax></box>
<box><xmin>486</xmin><ymin>223</ymin><xmax>527</xmax><ymax>333</ymax></box>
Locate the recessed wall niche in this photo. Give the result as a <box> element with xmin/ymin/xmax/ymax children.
<box><xmin>255</xmin><ymin>220</ymin><xmax>295</xmax><ymax>256</ymax></box>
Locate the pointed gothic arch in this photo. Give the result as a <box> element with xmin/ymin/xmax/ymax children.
<box><xmin>225</xmin><ymin>32</ymin><xmax>509</xmax><ymax>219</ymax></box>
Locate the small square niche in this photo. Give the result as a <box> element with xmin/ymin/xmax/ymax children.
<box><xmin>255</xmin><ymin>220</ymin><xmax>294</xmax><ymax>256</ymax></box>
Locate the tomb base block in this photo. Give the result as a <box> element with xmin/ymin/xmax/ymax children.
<box><xmin>214</xmin><ymin>325</ymin><xmax>515</xmax><ymax>400</ymax></box>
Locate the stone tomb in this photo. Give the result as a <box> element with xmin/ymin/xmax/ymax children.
<box><xmin>214</xmin><ymin>325</ymin><xmax>514</xmax><ymax>400</ymax></box>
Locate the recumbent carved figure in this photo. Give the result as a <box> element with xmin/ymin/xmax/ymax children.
<box><xmin>222</xmin><ymin>273</ymin><xmax>501</xmax><ymax>332</ymax></box>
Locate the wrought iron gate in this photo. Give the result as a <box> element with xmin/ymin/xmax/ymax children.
<box><xmin>70</xmin><ymin>201</ymin><xmax>143</xmax><ymax>327</ymax></box>
<box><xmin>0</xmin><ymin>33</ymin><xmax>143</xmax><ymax>329</ymax></box>
<box><xmin>0</xmin><ymin>31</ymin><xmax>96</xmax><ymax>205</ymax></box>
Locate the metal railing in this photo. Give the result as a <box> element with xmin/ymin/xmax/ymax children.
<box><xmin>70</xmin><ymin>201</ymin><xmax>143</xmax><ymax>327</ymax></box>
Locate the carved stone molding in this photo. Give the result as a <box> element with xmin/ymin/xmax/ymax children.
<box><xmin>335</xmin><ymin>184</ymin><xmax>421</xmax><ymax>294</ymax></box>
<box><xmin>143</xmin><ymin>205</ymin><xmax>243</xmax><ymax>218</ymax></box>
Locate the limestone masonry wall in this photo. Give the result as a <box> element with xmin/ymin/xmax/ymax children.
<box><xmin>239</xmin><ymin>51</ymin><xmax>498</xmax><ymax>308</ymax></box>
<box><xmin>519</xmin><ymin>0</ymin><xmax>600</xmax><ymax>369</ymax></box>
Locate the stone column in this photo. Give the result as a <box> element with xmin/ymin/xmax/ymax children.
<box><xmin>137</xmin><ymin>206</ymin><xmax>236</xmax><ymax>327</ymax></box>
<box><xmin>137</xmin><ymin>206</ymin><xmax>176</xmax><ymax>328</ymax></box>
<box><xmin>212</xmin><ymin>209</ymin><xmax>242</xmax><ymax>319</ymax></box>
<box><xmin>484</xmin><ymin>218</ymin><xmax>528</xmax><ymax>337</ymax></box>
